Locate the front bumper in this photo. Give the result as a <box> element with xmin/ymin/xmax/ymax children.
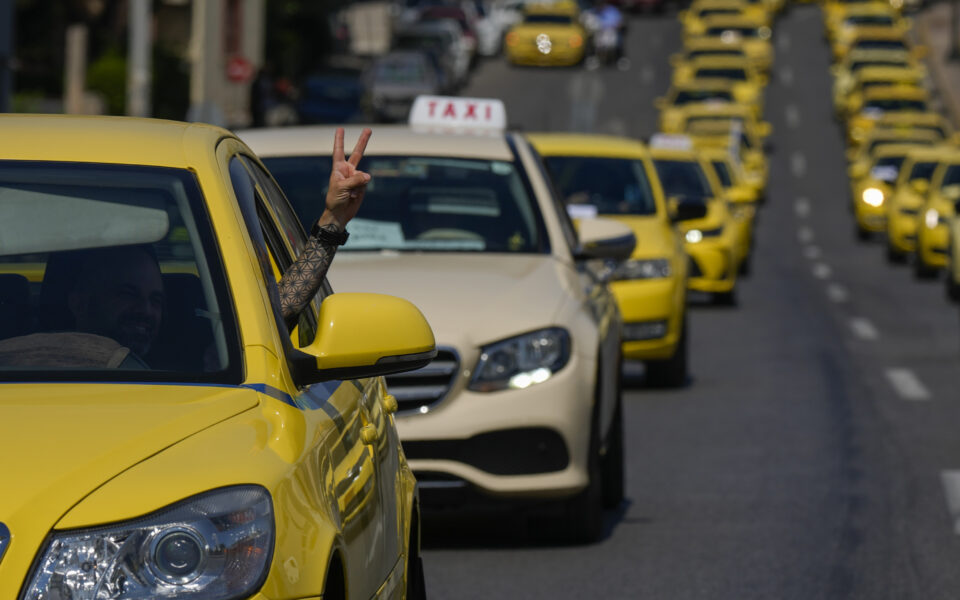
<box><xmin>855</xmin><ymin>199</ymin><xmax>887</xmax><ymax>232</ymax></box>
<box><xmin>887</xmin><ymin>209</ymin><xmax>920</xmax><ymax>252</ymax></box>
<box><xmin>685</xmin><ymin>241</ymin><xmax>736</xmax><ymax>293</ymax></box>
<box><xmin>507</xmin><ymin>46</ymin><xmax>584</xmax><ymax>67</ymax></box>
<box><xmin>918</xmin><ymin>223</ymin><xmax>950</xmax><ymax>267</ymax></box>
<box><xmin>609</xmin><ymin>276</ymin><xmax>684</xmax><ymax>360</ymax></box>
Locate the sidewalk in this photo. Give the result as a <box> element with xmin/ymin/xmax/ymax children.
<box><xmin>915</xmin><ymin>2</ymin><xmax>960</xmax><ymax>128</ymax></box>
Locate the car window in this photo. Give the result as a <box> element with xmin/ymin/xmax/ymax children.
<box><xmin>0</xmin><ymin>160</ymin><xmax>241</xmax><ymax>381</ymax></box>
<box><xmin>543</xmin><ymin>156</ymin><xmax>658</xmax><ymax>216</ymax></box>
<box><xmin>941</xmin><ymin>164</ymin><xmax>960</xmax><ymax>188</ymax></box>
<box><xmin>711</xmin><ymin>160</ymin><xmax>733</xmax><ymax>187</ymax></box>
<box><xmin>653</xmin><ymin>158</ymin><xmax>713</xmax><ymax>201</ymax></box>
<box><xmin>524</xmin><ymin>14</ymin><xmax>573</xmax><ymax>24</ymax></box>
<box><xmin>908</xmin><ymin>160</ymin><xmax>938</xmax><ymax>182</ymax></box>
<box><xmin>695</xmin><ymin>68</ymin><xmax>748</xmax><ymax>81</ymax></box>
<box><xmin>864</xmin><ymin>98</ymin><xmax>927</xmax><ymax>111</ymax></box>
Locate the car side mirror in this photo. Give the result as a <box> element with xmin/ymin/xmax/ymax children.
<box><xmin>726</xmin><ymin>185</ymin><xmax>758</xmax><ymax>204</ymax></box>
<box><xmin>574</xmin><ymin>217</ymin><xmax>636</xmax><ymax>261</ymax></box>
<box><xmin>668</xmin><ymin>196</ymin><xmax>709</xmax><ymax>221</ymax></box>
<box><xmin>910</xmin><ymin>178</ymin><xmax>930</xmax><ymax>196</ymax></box>
<box><xmin>292</xmin><ymin>293</ymin><xmax>437</xmax><ymax>384</ymax></box>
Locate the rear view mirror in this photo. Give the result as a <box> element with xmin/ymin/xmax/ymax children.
<box><xmin>910</xmin><ymin>178</ymin><xmax>930</xmax><ymax>196</ymax></box>
<box><xmin>574</xmin><ymin>217</ymin><xmax>636</xmax><ymax>261</ymax></box>
<box><xmin>293</xmin><ymin>293</ymin><xmax>437</xmax><ymax>383</ymax></box>
<box><xmin>668</xmin><ymin>197</ymin><xmax>709</xmax><ymax>221</ymax></box>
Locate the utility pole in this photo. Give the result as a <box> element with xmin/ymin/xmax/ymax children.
<box><xmin>0</xmin><ymin>0</ymin><xmax>13</xmax><ymax>112</ymax></box>
<box><xmin>127</xmin><ymin>0</ymin><xmax>152</xmax><ymax>117</ymax></box>
<box><xmin>951</xmin><ymin>0</ymin><xmax>960</xmax><ymax>60</ymax></box>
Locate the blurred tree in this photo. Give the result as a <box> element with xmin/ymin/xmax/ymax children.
<box><xmin>265</xmin><ymin>0</ymin><xmax>348</xmax><ymax>80</ymax></box>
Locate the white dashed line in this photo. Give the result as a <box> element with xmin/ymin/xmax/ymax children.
<box><xmin>885</xmin><ymin>368</ymin><xmax>931</xmax><ymax>401</ymax></box>
<box><xmin>850</xmin><ymin>317</ymin><xmax>879</xmax><ymax>341</ymax></box>
<box><xmin>777</xmin><ymin>32</ymin><xmax>791</xmax><ymax>51</ymax></box>
<box><xmin>794</xmin><ymin>197</ymin><xmax>811</xmax><ymax>217</ymax></box>
<box><xmin>797</xmin><ymin>226</ymin><xmax>814</xmax><ymax>243</ymax></box>
<box><xmin>942</xmin><ymin>471</ymin><xmax>960</xmax><ymax>534</ymax></box>
<box><xmin>786</xmin><ymin>104</ymin><xmax>801</xmax><ymax>128</ymax></box>
<box><xmin>826</xmin><ymin>283</ymin><xmax>849</xmax><ymax>303</ymax></box>
<box><xmin>641</xmin><ymin>65</ymin><xmax>655</xmax><ymax>84</ymax></box>
<box><xmin>813</xmin><ymin>263</ymin><xmax>832</xmax><ymax>279</ymax></box>
<box><xmin>791</xmin><ymin>152</ymin><xmax>807</xmax><ymax>177</ymax></box>
<box><xmin>803</xmin><ymin>245</ymin><xmax>821</xmax><ymax>260</ymax></box>
<box><xmin>779</xmin><ymin>66</ymin><xmax>794</xmax><ymax>87</ymax></box>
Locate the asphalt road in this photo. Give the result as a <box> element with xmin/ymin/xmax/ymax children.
<box><xmin>420</xmin><ymin>5</ymin><xmax>960</xmax><ymax>599</ymax></box>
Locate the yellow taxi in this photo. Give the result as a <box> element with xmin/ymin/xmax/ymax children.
<box><xmin>244</xmin><ymin>97</ymin><xmax>636</xmax><ymax>543</ymax></box>
<box><xmin>650</xmin><ymin>135</ymin><xmax>741</xmax><ymax>304</ymax></box>
<box><xmin>871</xmin><ymin>111</ymin><xmax>954</xmax><ymax>142</ymax></box>
<box><xmin>528</xmin><ymin>133</ymin><xmax>707</xmax><ymax>387</ymax></box>
<box><xmin>689</xmin><ymin>14</ymin><xmax>774</xmax><ymax>71</ymax></box>
<box><xmin>671</xmin><ymin>55</ymin><xmax>769</xmax><ymax>110</ymax></box>
<box><xmin>848</xmin><ymin>142</ymin><xmax>933</xmax><ymax>239</ymax></box>
<box><xmin>832</xmin><ymin>26</ymin><xmax>916</xmax><ymax>63</ymax></box>
<box><xmin>698</xmin><ymin>145</ymin><xmax>759</xmax><ymax>273</ymax></box>
<box><xmin>504</xmin><ymin>1</ymin><xmax>586</xmax><ymax>67</ymax></box>
<box><xmin>846</xmin><ymin>85</ymin><xmax>930</xmax><ymax>145</ymax></box>
<box><xmin>837</xmin><ymin>65</ymin><xmax>926</xmax><ymax>120</ymax></box>
<box><xmin>824</xmin><ymin>2</ymin><xmax>903</xmax><ymax>40</ymax></box>
<box><xmin>671</xmin><ymin>36</ymin><xmax>751</xmax><ymax>68</ymax></box>
<box><xmin>824</xmin><ymin>0</ymin><xmax>902</xmax><ymax>22</ymax></box>
<box><xmin>685</xmin><ymin>118</ymin><xmax>769</xmax><ymax>192</ymax></box>
<box><xmin>0</xmin><ymin>116</ymin><xmax>436</xmax><ymax>599</ymax></box>
<box><xmin>884</xmin><ymin>145</ymin><xmax>945</xmax><ymax>264</ymax></box>
<box><xmin>679</xmin><ymin>0</ymin><xmax>770</xmax><ymax>37</ymax></box>
<box><xmin>946</xmin><ymin>208</ymin><xmax>960</xmax><ymax>301</ymax></box>
<box><xmin>916</xmin><ymin>151</ymin><xmax>960</xmax><ymax>279</ymax></box>
<box><xmin>657</xmin><ymin>79</ymin><xmax>755</xmax><ymax>132</ymax></box>
<box><xmin>831</xmin><ymin>48</ymin><xmax>920</xmax><ymax>110</ymax></box>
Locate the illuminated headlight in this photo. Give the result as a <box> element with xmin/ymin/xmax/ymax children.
<box><xmin>469</xmin><ymin>327</ymin><xmax>571</xmax><ymax>392</ymax></box>
<box><xmin>623</xmin><ymin>320</ymin><xmax>668</xmax><ymax>341</ymax></box>
<box><xmin>862</xmin><ymin>188</ymin><xmax>884</xmax><ymax>207</ymax></box>
<box><xmin>24</xmin><ymin>486</ymin><xmax>274</xmax><ymax>599</ymax></box>
<box><xmin>685</xmin><ymin>226</ymin><xmax>723</xmax><ymax>243</ymax></box>
<box><xmin>612</xmin><ymin>258</ymin><xmax>672</xmax><ymax>280</ymax></box>
<box><xmin>926</xmin><ymin>208</ymin><xmax>940</xmax><ymax>229</ymax></box>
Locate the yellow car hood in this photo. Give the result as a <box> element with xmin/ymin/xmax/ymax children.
<box><xmin>602</xmin><ymin>215</ymin><xmax>676</xmax><ymax>259</ymax></box>
<box><xmin>329</xmin><ymin>253</ymin><xmax>566</xmax><ymax>346</ymax></box>
<box><xmin>1</xmin><ymin>383</ymin><xmax>260</xmax><ymax>532</ymax></box>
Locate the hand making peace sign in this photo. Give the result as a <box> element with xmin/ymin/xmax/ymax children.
<box><xmin>320</xmin><ymin>127</ymin><xmax>373</xmax><ymax>230</ymax></box>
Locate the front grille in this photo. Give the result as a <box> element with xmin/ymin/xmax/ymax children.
<box><xmin>900</xmin><ymin>207</ymin><xmax>919</xmax><ymax>215</ymax></box>
<box><xmin>385</xmin><ymin>347</ymin><xmax>459</xmax><ymax>414</ymax></box>
<box><xmin>688</xmin><ymin>255</ymin><xmax>703</xmax><ymax>278</ymax></box>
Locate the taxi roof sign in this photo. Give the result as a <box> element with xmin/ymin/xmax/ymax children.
<box><xmin>408</xmin><ymin>95</ymin><xmax>507</xmax><ymax>131</ymax></box>
<box><xmin>650</xmin><ymin>133</ymin><xmax>694</xmax><ymax>151</ymax></box>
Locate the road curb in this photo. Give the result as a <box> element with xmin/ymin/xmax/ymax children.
<box><xmin>916</xmin><ymin>11</ymin><xmax>960</xmax><ymax>128</ymax></box>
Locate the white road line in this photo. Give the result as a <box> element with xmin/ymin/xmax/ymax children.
<box><xmin>813</xmin><ymin>263</ymin><xmax>832</xmax><ymax>279</ymax></box>
<box><xmin>779</xmin><ymin>66</ymin><xmax>794</xmax><ymax>87</ymax></box>
<box><xmin>850</xmin><ymin>317</ymin><xmax>879</xmax><ymax>341</ymax></box>
<box><xmin>794</xmin><ymin>197</ymin><xmax>811</xmax><ymax>217</ymax></box>
<box><xmin>803</xmin><ymin>245</ymin><xmax>822</xmax><ymax>260</ymax></box>
<box><xmin>641</xmin><ymin>65</ymin><xmax>655</xmax><ymax>84</ymax></box>
<box><xmin>791</xmin><ymin>152</ymin><xmax>807</xmax><ymax>177</ymax></box>
<box><xmin>885</xmin><ymin>368</ymin><xmax>931</xmax><ymax>401</ymax></box>
<box><xmin>827</xmin><ymin>283</ymin><xmax>849</xmax><ymax>303</ymax></box>
<box><xmin>786</xmin><ymin>104</ymin><xmax>801</xmax><ymax>128</ymax></box>
<box><xmin>941</xmin><ymin>471</ymin><xmax>960</xmax><ymax>534</ymax></box>
<box><xmin>777</xmin><ymin>32</ymin><xmax>791</xmax><ymax>51</ymax></box>
<box><xmin>797</xmin><ymin>226</ymin><xmax>814</xmax><ymax>243</ymax></box>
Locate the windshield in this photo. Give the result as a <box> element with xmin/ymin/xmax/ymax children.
<box><xmin>907</xmin><ymin>160</ymin><xmax>938</xmax><ymax>182</ymax></box>
<box><xmin>851</xmin><ymin>59</ymin><xmax>908</xmax><ymax>72</ymax></box>
<box><xmin>673</xmin><ymin>90</ymin><xmax>733</xmax><ymax>105</ymax></box>
<box><xmin>524</xmin><ymin>14</ymin><xmax>573</xmax><ymax>24</ymax></box>
<box><xmin>694</xmin><ymin>68</ymin><xmax>748</xmax><ymax>81</ymax></box>
<box><xmin>706</xmin><ymin>26</ymin><xmax>762</xmax><ymax>37</ymax></box>
<box><xmin>375</xmin><ymin>58</ymin><xmax>427</xmax><ymax>84</ymax></box>
<box><xmin>542</xmin><ymin>156</ymin><xmax>658</xmax><ymax>216</ymax></box>
<box><xmin>0</xmin><ymin>161</ymin><xmax>240</xmax><ymax>382</ymax></box>
<box><xmin>941</xmin><ymin>164</ymin><xmax>960</xmax><ymax>188</ymax></box>
<box><xmin>653</xmin><ymin>159</ymin><xmax>713</xmax><ymax>201</ymax></box>
<box><xmin>845</xmin><ymin>15</ymin><xmax>894</xmax><ymax>26</ymax></box>
<box><xmin>854</xmin><ymin>39</ymin><xmax>907</xmax><ymax>51</ymax></box>
<box><xmin>263</xmin><ymin>155</ymin><xmax>547</xmax><ymax>253</ymax></box>
<box><xmin>689</xmin><ymin>49</ymin><xmax>744</xmax><ymax>59</ymax></box>
<box><xmin>864</xmin><ymin>98</ymin><xmax>927</xmax><ymax>111</ymax></box>
<box><xmin>711</xmin><ymin>160</ymin><xmax>733</xmax><ymax>187</ymax></box>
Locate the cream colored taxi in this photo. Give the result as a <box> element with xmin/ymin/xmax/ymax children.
<box><xmin>0</xmin><ymin>116</ymin><xmax>435</xmax><ymax>599</ymax></box>
<box><xmin>243</xmin><ymin>97</ymin><xmax>635</xmax><ymax>543</ymax></box>
<box><xmin>528</xmin><ymin>133</ymin><xmax>708</xmax><ymax>387</ymax></box>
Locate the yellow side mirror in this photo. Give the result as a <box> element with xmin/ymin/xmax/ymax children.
<box><xmin>297</xmin><ymin>293</ymin><xmax>436</xmax><ymax>383</ymax></box>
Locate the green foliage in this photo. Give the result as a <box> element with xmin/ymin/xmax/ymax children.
<box><xmin>86</xmin><ymin>47</ymin><xmax>125</xmax><ymax>114</ymax></box>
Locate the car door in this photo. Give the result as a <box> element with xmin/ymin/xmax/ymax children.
<box><xmin>223</xmin><ymin>148</ymin><xmax>388</xmax><ymax>598</ymax></box>
<box><xmin>237</xmin><ymin>153</ymin><xmax>406</xmax><ymax>590</ymax></box>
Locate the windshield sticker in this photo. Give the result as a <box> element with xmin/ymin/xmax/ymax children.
<box><xmin>567</xmin><ymin>203</ymin><xmax>599</xmax><ymax>220</ymax></box>
<box><xmin>344</xmin><ymin>218</ymin><xmax>405</xmax><ymax>249</ymax></box>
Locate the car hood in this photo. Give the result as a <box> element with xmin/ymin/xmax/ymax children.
<box><xmin>600</xmin><ymin>214</ymin><xmax>676</xmax><ymax>259</ymax></box>
<box><xmin>328</xmin><ymin>253</ymin><xmax>567</xmax><ymax>349</ymax></box>
<box><xmin>0</xmin><ymin>383</ymin><xmax>259</xmax><ymax>531</ymax></box>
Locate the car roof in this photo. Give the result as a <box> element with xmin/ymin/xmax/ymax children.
<box><xmin>872</xmin><ymin>143</ymin><xmax>926</xmax><ymax>157</ymax></box>
<box><xmin>687</xmin><ymin>55</ymin><xmax>753</xmax><ymax>68</ymax></box>
<box><xmin>526</xmin><ymin>133</ymin><xmax>649</xmax><ymax>159</ymax></box>
<box><xmin>0</xmin><ymin>114</ymin><xmax>226</xmax><ymax>167</ymax></box>
<box><xmin>904</xmin><ymin>145</ymin><xmax>954</xmax><ymax>161</ymax></box>
<box><xmin>855</xmin><ymin>65</ymin><xmax>923</xmax><ymax>80</ymax></box>
<box><xmin>240</xmin><ymin>124</ymin><xmax>515</xmax><ymax>161</ymax></box>
<box><xmin>862</xmin><ymin>85</ymin><xmax>928</xmax><ymax>100</ymax></box>
<box><xmin>701</xmin><ymin>13</ymin><xmax>767</xmax><ymax>26</ymax></box>
<box><xmin>650</xmin><ymin>147</ymin><xmax>700</xmax><ymax>161</ymax></box>
<box><xmin>685</xmin><ymin>37</ymin><xmax>747</xmax><ymax>50</ymax></box>
<box><xmin>878</xmin><ymin>112</ymin><xmax>947</xmax><ymax>126</ymax></box>
<box><xmin>850</xmin><ymin>26</ymin><xmax>909</xmax><ymax>40</ymax></box>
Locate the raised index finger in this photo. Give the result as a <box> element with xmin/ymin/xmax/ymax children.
<box><xmin>348</xmin><ymin>128</ymin><xmax>372</xmax><ymax>167</ymax></box>
<box><xmin>333</xmin><ymin>127</ymin><xmax>345</xmax><ymax>163</ymax></box>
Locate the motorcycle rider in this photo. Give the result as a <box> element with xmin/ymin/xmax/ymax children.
<box><xmin>593</xmin><ymin>0</ymin><xmax>627</xmax><ymax>69</ymax></box>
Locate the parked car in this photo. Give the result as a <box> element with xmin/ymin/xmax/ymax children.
<box><xmin>367</xmin><ymin>51</ymin><xmax>446</xmax><ymax>121</ymax></box>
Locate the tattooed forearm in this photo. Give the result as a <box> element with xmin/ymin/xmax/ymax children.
<box><xmin>278</xmin><ymin>226</ymin><xmax>339</xmax><ymax>330</ymax></box>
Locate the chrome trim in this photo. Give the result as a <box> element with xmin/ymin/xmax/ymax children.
<box><xmin>386</xmin><ymin>346</ymin><xmax>461</xmax><ymax>416</ymax></box>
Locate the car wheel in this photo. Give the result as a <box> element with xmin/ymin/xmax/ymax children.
<box><xmin>947</xmin><ymin>276</ymin><xmax>960</xmax><ymax>303</ymax></box>
<box><xmin>556</xmin><ymin>437</ymin><xmax>604</xmax><ymax>544</ymax></box>
<box><xmin>600</xmin><ymin>391</ymin><xmax>625</xmax><ymax>508</ymax></box>
<box><xmin>645</xmin><ymin>317</ymin><xmax>688</xmax><ymax>388</ymax></box>
<box><xmin>712</xmin><ymin>287</ymin><xmax>738</xmax><ymax>307</ymax></box>
<box><xmin>886</xmin><ymin>240</ymin><xmax>907</xmax><ymax>264</ymax></box>
<box><xmin>406</xmin><ymin>511</ymin><xmax>427</xmax><ymax>600</ymax></box>
<box><xmin>914</xmin><ymin>254</ymin><xmax>939</xmax><ymax>279</ymax></box>
<box><xmin>738</xmin><ymin>252</ymin><xmax>752</xmax><ymax>276</ymax></box>
<box><xmin>855</xmin><ymin>223</ymin><xmax>871</xmax><ymax>241</ymax></box>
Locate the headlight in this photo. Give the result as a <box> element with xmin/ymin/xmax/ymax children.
<box><xmin>926</xmin><ymin>208</ymin><xmax>940</xmax><ymax>229</ymax></box>
<box><xmin>862</xmin><ymin>187</ymin><xmax>884</xmax><ymax>207</ymax></box>
<box><xmin>24</xmin><ymin>486</ymin><xmax>274</xmax><ymax>600</ymax></box>
<box><xmin>469</xmin><ymin>327</ymin><xmax>571</xmax><ymax>392</ymax></box>
<box><xmin>612</xmin><ymin>258</ymin><xmax>672</xmax><ymax>280</ymax></box>
<box><xmin>685</xmin><ymin>226</ymin><xmax>723</xmax><ymax>243</ymax></box>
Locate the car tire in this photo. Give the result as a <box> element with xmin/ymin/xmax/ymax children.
<box><xmin>914</xmin><ymin>254</ymin><xmax>939</xmax><ymax>279</ymax></box>
<box><xmin>600</xmin><ymin>391</ymin><xmax>625</xmax><ymax>509</ymax></box>
<box><xmin>712</xmin><ymin>287</ymin><xmax>738</xmax><ymax>307</ymax></box>
<box><xmin>738</xmin><ymin>252</ymin><xmax>752</xmax><ymax>276</ymax></box>
<box><xmin>947</xmin><ymin>276</ymin><xmax>960</xmax><ymax>303</ymax></box>
<box><xmin>406</xmin><ymin>511</ymin><xmax>427</xmax><ymax>600</ymax></box>
<box><xmin>855</xmin><ymin>223</ymin><xmax>871</xmax><ymax>241</ymax></box>
<box><xmin>645</xmin><ymin>317</ymin><xmax>688</xmax><ymax>388</ymax></box>
<box><xmin>886</xmin><ymin>240</ymin><xmax>907</xmax><ymax>264</ymax></box>
<box><xmin>556</xmin><ymin>437</ymin><xmax>604</xmax><ymax>544</ymax></box>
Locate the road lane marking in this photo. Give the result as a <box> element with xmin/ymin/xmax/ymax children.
<box><xmin>779</xmin><ymin>66</ymin><xmax>794</xmax><ymax>87</ymax></box>
<box><xmin>942</xmin><ymin>471</ymin><xmax>960</xmax><ymax>534</ymax></box>
<box><xmin>777</xmin><ymin>32</ymin><xmax>791</xmax><ymax>51</ymax></box>
<box><xmin>794</xmin><ymin>197</ymin><xmax>811</xmax><ymax>217</ymax></box>
<box><xmin>641</xmin><ymin>65</ymin><xmax>655</xmax><ymax>84</ymax></box>
<box><xmin>827</xmin><ymin>283</ymin><xmax>849</xmax><ymax>303</ymax></box>
<box><xmin>798</xmin><ymin>226</ymin><xmax>814</xmax><ymax>243</ymax></box>
<box><xmin>786</xmin><ymin>104</ymin><xmax>800</xmax><ymax>128</ymax></box>
<box><xmin>803</xmin><ymin>245</ymin><xmax>821</xmax><ymax>260</ymax></box>
<box><xmin>885</xmin><ymin>368</ymin><xmax>931</xmax><ymax>401</ymax></box>
<box><xmin>850</xmin><ymin>317</ymin><xmax>879</xmax><ymax>340</ymax></box>
<box><xmin>813</xmin><ymin>263</ymin><xmax>832</xmax><ymax>279</ymax></box>
<box><xmin>791</xmin><ymin>152</ymin><xmax>807</xmax><ymax>177</ymax></box>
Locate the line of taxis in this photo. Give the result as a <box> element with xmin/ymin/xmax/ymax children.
<box><xmin>826</xmin><ymin>0</ymin><xmax>960</xmax><ymax>301</ymax></box>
